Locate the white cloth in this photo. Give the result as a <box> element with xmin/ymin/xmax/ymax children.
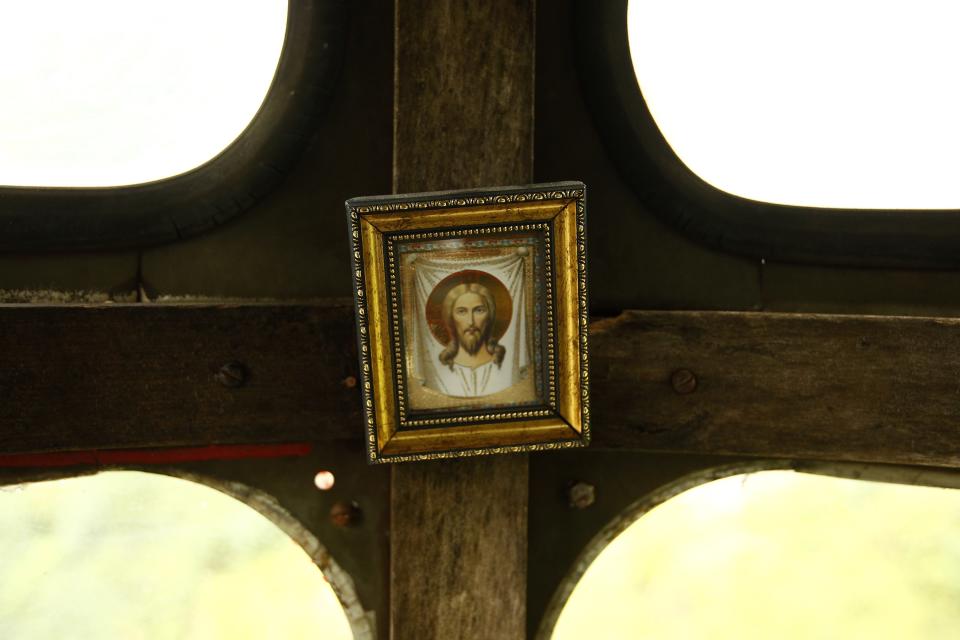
<box><xmin>432</xmin><ymin>360</ymin><xmax>514</xmax><ymax>397</ymax></box>
<box><xmin>407</xmin><ymin>251</ymin><xmax>529</xmax><ymax>399</ymax></box>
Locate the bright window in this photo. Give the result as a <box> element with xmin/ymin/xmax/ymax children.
<box><xmin>629</xmin><ymin>0</ymin><xmax>960</xmax><ymax>209</ymax></box>
<box><xmin>0</xmin><ymin>471</ymin><xmax>353</xmax><ymax>639</ymax></box>
<box><xmin>554</xmin><ymin>470</ymin><xmax>960</xmax><ymax>639</ymax></box>
<box><xmin>0</xmin><ymin>0</ymin><xmax>287</xmax><ymax>187</ymax></box>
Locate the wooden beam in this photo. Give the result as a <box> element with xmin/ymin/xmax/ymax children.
<box><xmin>392</xmin><ymin>2</ymin><xmax>534</xmax><ymax>195</ymax></box>
<box><xmin>390</xmin><ymin>1</ymin><xmax>535</xmax><ymax>638</ymax></box>
<box><xmin>590</xmin><ymin>310</ymin><xmax>960</xmax><ymax>467</ymax></box>
<box><xmin>390</xmin><ymin>457</ymin><xmax>527</xmax><ymax>638</ymax></box>
<box><xmin>5</xmin><ymin>307</ymin><xmax>960</xmax><ymax>470</ymax></box>
<box><xmin>0</xmin><ymin>303</ymin><xmax>360</xmax><ymax>453</ymax></box>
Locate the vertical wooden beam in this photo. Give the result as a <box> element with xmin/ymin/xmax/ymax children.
<box><xmin>392</xmin><ymin>0</ymin><xmax>535</xmax><ymax>194</ymax></box>
<box><xmin>390</xmin><ymin>1</ymin><xmax>535</xmax><ymax>638</ymax></box>
<box><xmin>391</xmin><ymin>458</ymin><xmax>529</xmax><ymax>638</ymax></box>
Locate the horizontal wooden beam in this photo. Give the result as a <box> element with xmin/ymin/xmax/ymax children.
<box><xmin>590</xmin><ymin>311</ymin><xmax>960</xmax><ymax>467</ymax></box>
<box><xmin>3</xmin><ymin>304</ymin><xmax>960</xmax><ymax>467</ymax></box>
<box><xmin>0</xmin><ymin>303</ymin><xmax>361</xmax><ymax>453</ymax></box>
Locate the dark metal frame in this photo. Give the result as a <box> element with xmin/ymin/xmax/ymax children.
<box><xmin>574</xmin><ymin>0</ymin><xmax>960</xmax><ymax>268</ymax></box>
<box><xmin>0</xmin><ymin>0</ymin><xmax>346</xmax><ymax>253</ymax></box>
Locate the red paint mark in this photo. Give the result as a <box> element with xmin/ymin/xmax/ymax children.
<box><xmin>0</xmin><ymin>443</ymin><xmax>313</xmax><ymax>468</ymax></box>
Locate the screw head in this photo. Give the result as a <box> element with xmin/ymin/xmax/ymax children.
<box><xmin>215</xmin><ymin>362</ymin><xmax>247</xmax><ymax>388</ymax></box>
<box><xmin>330</xmin><ymin>500</ymin><xmax>361</xmax><ymax>527</ymax></box>
<box><xmin>567</xmin><ymin>481</ymin><xmax>596</xmax><ymax>510</ymax></box>
<box><xmin>671</xmin><ymin>368</ymin><xmax>697</xmax><ymax>394</ymax></box>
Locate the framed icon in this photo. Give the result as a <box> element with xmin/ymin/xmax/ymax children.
<box><xmin>347</xmin><ymin>182</ymin><xmax>589</xmax><ymax>463</ymax></box>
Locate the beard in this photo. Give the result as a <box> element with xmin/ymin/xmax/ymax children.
<box><xmin>458</xmin><ymin>325</ymin><xmax>487</xmax><ymax>355</ymax></box>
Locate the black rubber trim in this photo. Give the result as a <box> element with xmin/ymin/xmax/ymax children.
<box><xmin>575</xmin><ymin>0</ymin><xmax>960</xmax><ymax>268</ymax></box>
<box><xmin>0</xmin><ymin>0</ymin><xmax>346</xmax><ymax>253</ymax></box>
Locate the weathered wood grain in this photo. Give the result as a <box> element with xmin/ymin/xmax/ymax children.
<box><xmin>590</xmin><ymin>311</ymin><xmax>960</xmax><ymax>467</ymax></box>
<box><xmin>0</xmin><ymin>303</ymin><xmax>360</xmax><ymax>453</ymax></box>
<box><xmin>8</xmin><ymin>307</ymin><xmax>960</xmax><ymax>471</ymax></box>
<box><xmin>393</xmin><ymin>0</ymin><xmax>535</xmax><ymax>193</ymax></box>
<box><xmin>390</xmin><ymin>457</ymin><xmax>528</xmax><ymax>639</ymax></box>
<box><xmin>391</xmin><ymin>1</ymin><xmax>535</xmax><ymax>637</ymax></box>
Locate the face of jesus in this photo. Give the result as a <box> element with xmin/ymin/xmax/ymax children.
<box><xmin>452</xmin><ymin>291</ymin><xmax>490</xmax><ymax>355</ymax></box>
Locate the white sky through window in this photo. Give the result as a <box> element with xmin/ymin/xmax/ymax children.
<box><xmin>0</xmin><ymin>1</ymin><xmax>287</xmax><ymax>187</ymax></box>
<box><xmin>628</xmin><ymin>0</ymin><xmax>960</xmax><ymax>209</ymax></box>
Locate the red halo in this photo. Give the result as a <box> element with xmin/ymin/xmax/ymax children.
<box><xmin>424</xmin><ymin>270</ymin><xmax>512</xmax><ymax>345</ymax></box>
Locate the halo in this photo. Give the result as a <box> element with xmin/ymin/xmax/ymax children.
<box><xmin>425</xmin><ymin>270</ymin><xmax>512</xmax><ymax>346</ymax></box>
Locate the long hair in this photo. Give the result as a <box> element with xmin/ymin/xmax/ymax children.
<box><xmin>438</xmin><ymin>282</ymin><xmax>506</xmax><ymax>370</ymax></box>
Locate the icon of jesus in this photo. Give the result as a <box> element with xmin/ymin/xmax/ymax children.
<box><xmin>426</xmin><ymin>271</ymin><xmax>515</xmax><ymax>398</ymax></box>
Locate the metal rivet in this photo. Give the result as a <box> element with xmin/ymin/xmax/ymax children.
<box><xmin>567</xmin><ymin>481</ymin><xmax>595</xmax><ymax>510</ymax></box>
<box><xmin>671</xmin><ymin>368</ymin><xmax>697</xmax><ymax>394</ymax></box>
<box><xmin>215</xmin><ymin>362</ymin><xmax>247</xmax><ymax>388</ymax></box>
<box><xmin>330</xmin><ymin>500</ymin><xmax>362</xmax><ymax>527</ymax></box>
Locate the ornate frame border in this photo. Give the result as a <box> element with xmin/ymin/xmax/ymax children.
<box><xmin>387</xmin><ymin>222</ymin><xmax>556</xmax><ymax>428</ymax></box>
<box><xmin>347</xmin><ymin>182</ymin><xmax>590</xmax><ymax>463</ymax></box>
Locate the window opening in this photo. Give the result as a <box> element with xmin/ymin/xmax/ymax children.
<box><xmin>629</xmin><ymin>0</ymin><xmax>960</xmax><ymax>209</ymax></box>
<box><xmin>0</xmin><ymin>0</ymin><xmax>287</xmax><ymax>187</ymax></box>
<box><xmin>553</xmin><ymin>470</ymin><xmax>960</xmax><ymax>639</ymax></box>
<box><xmin>0</xmin><ymin>471</ymin><xmax>354</xmax><ymax>639</ymax></box>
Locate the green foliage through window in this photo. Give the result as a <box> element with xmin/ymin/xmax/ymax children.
<box><xmin>0</xmin><ymin>471</ymin><xmax>353</xmax><ymax>640</ymax></box>
<box><xmin>555</xmin><ymin>470</ymin><xmax>960</xmax><ymax>639</ymax></box>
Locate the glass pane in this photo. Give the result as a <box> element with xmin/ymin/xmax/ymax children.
<box><xmin>0</xmin><ymin>0</ymin><xmax>286</xmax><ymax>187</ymax></box>
<box><xmin>554</xmin><ymin>470</ymin><xmax>960</xmax><ymax>639</ymax></box>
<box><xmin>629</xmin><ymin>0</ymin><xmax>960</xmax><ymax>209</ymax></box>
<box><xmin>0</xmin><ymin>471</ymin><xmax>353</xmax><ymax>639</ymax></box>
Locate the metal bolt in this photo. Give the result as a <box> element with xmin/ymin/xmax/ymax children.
<box><xmin>330</xmin><ymin>500</ymin><xmax>362</xmax><ymax>527</ymax></box>
<box><xmin>671</xmin><ymin>368</ymin><xmax>697</xmax><ymax>394</ymax></box>
<box><xmin>567</xmin><ymin>481</ymin><xmax>596</xmax><ymax>510</ymax></box>
<box><xmin>215</xmin><ymin>362</ymin><xmax>247</xmax><ymax>388</ymax></box>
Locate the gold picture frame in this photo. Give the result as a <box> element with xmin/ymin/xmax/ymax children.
<box><xmin>347</xmin><ymin>182</ymin><xmax>589</xmax><ymax>463</ymax></box>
